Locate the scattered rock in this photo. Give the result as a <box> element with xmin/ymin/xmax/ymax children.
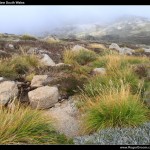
<box><xmin>0</xmin><ymin>81</ymin><xmax>18</xmax><ymax>106</ymax></box>
<box><xmin>109</xmin><ymin>43</ymin><xmax>121</xmax><ymax>51</ymax></box>
<box><xmin>27</xmin><ymin>47</ymin><xmax>39</xmax><ymax>55</ymax></box>
<box><xmin>72</xmin><ymin>45</ymin><xmax>89</xmax><ymax>52</ymax></box>
<box><xmin>0</xmin><ymin>77</ymin><xmax>5</xmax><ymax>82</ymax></box>
<box><xmin>55</xmin><ymin>63</ymin><xmax>65</xmax><ymax>67</ymax></box>
<box><xmin>109</xmin><ymin>43</ymin><xmax>133</xmax><ymax>55</ymax></box>
<box><xmin>31</xmin><ymin>75</ymin><xmax>47</xmax><ymax>87</ymax></box>
<box><xmin>28</xmin><ymin>86</ymin><xmax>59</xmax><ymax>109</ymax></box>
<box><xmin>122</xmin><ymin>47</ymin><xmax>134</xmax><ymax>55</ymax></box>
<box><xmin>92</xmin><ymin>68</ymin><xmax>106</xmax><ymax>75</ymax></box>
<box><xmin>40</xmin><ymin>54</ymin><xmax>56</xmax><ymax>66</ymax></box>
<box><xmin>143</xmin><ymin>48</ymin><xmax>150</xmax><ymax>53</ymax></box>
<box><xmin>0</xmin><ymin>50</ymin><xmax>10</xmax><ymax>58</ymax></box>
<box><xmin>8</xmin><ymin>44</ymin><xmax>14</xmax><ymax>49</ymax></box>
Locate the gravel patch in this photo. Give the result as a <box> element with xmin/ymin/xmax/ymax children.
<box><xmin>74</xmin><ymin>122</ymin><xmax>150</xmax><ymax>145</ymax></box>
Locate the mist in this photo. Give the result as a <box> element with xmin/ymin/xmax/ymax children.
<box><xmin>0</xmin><ymin>6</ymin><xmax>150</xmax><ymax>35</ymax></box>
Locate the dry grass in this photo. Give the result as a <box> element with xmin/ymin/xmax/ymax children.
<box><xmin>88</xmin><ymin>43</ymin><xmax>106</xmax><ymax>49</ymax></box>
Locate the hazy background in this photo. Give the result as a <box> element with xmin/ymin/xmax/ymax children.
<box><xmin>0</xmin><ymin>6</ymin><xmax>150</xmax><ymax>35</ymax></box>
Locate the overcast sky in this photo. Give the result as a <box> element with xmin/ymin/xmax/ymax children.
<box><xmin>0</xmin><ymin>6</ymin><xmax>150</xmax><ymax>35</ymax></box>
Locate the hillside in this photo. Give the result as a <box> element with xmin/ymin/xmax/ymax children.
<box><xmin>51</xmin><ymin>15</ymin><xmax>150</xmax><ymax>45</ymax></box>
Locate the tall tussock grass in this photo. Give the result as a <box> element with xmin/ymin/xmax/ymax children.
<box><xmin>0</xmin><ymin>103</ymin><xmax>73</xmax><ymax>144</ymax></box>
<box><xmin>81</xmin><ymin>84</ymin><xmax>149</xmax><ymax>134</ymax></box>
<box><xmin>0</xmin><ymin>54</ymin><xmax>41</xmax><ymax>79</ymax></box>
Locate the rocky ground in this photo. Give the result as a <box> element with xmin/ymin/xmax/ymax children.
<box><xmin>0</xmin><ymin>33</ymin><xmax>150</xmax><ymax>144</ymax></box>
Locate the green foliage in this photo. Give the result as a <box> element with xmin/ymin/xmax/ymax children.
<box><xmin>81</xmin><ymin>85</ymin><xmax>149</xmax><ymax>134</ymax></box>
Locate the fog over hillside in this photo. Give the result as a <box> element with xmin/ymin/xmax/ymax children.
<box><xmin>0</xmin><ymin>6</ymin><xmax>150</xmax><ymax>36</ymax></box>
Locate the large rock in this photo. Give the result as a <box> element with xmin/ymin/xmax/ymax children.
<box><xmin>122</xmin><ymin>47</ymin><xmax>134</xmax><ymax>55</ymax></box>
<box><xmin>92</xmin><ymin>68</ymin><xmax>106</xmax><ymax>75</ymax></box>
<box><xmin>109</xmin><ymin>43</ymin><xmax>121</xmax><ymax>52</ymax></box>
<box><xmin>31</xmin><ymin>75</ymin><xmax>53</xmax><ymax>88</ymax></box>
<box><xmin>28</xmin><ymin>86</ymin><xmax>59</xmax><ymax>109</ymax></box>
<box><xmin>0</xmin><ymin>81</ymin><xmax>18</xmax><ymax>106</ymax></box>
<box><xmin>8</xmin><ymin>44</ymin><xmax>14</xmax><ymax>49</ymax></box>
<box><xmin>109</xmin><ymin>43</ymin><xmax>133</xmax><ymax>55</ymax></box>
<box><xmin>143</xmin><ymin>48</ymin><xmax>150</xmax><ymax>53</ymax></box>
<box><xmin>40</xmin><ymin>54</ymin><xmax>55</xmax><ymax>66</ymax></box>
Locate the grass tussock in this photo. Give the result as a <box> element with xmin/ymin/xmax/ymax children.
<box><xmin>20</xmin><ymin>34</ymin><xmax>37</xmax><ymax>41</ymax></box>
<box><xmin>0</xmin><ymin>103</ymin><xmax>73</xmax><ymax>144</ymax></box>
<box><xmin>81</xmin><ymin>84</ymin><xmax>149</xmax><ymax>134</ymax></box>
<box><xmin>0</xmin><ymin>54</ymin><xmax>41</xmax><ymax>79</ymax></box>
<box><xmin>63</xmin><ymin>49</ymin><xmax>97</xmax><ymax>66</ymax></box>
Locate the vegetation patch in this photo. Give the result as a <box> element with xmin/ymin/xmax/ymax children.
<box><xmin>81</xmin><ymin>84</ymin><xmax>149</xmax><ymax>134</ymax></box>
<box><xmin>0</xmin><ymin>104</ymin><xmax>73</xmax><ymax>144</ymax></box>
<box><xmin>63</xmin><ymin>49</ymin><xmax>97</xmax><ymax>66</ymax></box>
<box><xmin>20</xmin><ymin>34</ymin><xmax>37</xmax><ymax>41</ymax></box>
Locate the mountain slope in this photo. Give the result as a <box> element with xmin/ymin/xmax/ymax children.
<box><xmin>51</xmin><ymin>15</ymin><xmax>150</xmax><ymax>44</ymax></box>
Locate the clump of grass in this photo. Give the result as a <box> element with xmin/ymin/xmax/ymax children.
<box><xmin>63</xmin><ymin>49</ymin><xmax>97</xmax><ymax>65</ymax></box>
<box><xmin>20</xmin><ymin>34</ymin><xmax>37</xmax><ymax>41</ymax></box>
<box><xmin>0</xmin><ymin>103</ymin><xmax>73</xmax><ymax>144</ymax></box>
<box><xmin>81</xmin><ymin>84</ymin><xmax>149</xmax><ymax>134</ymax></box>
<box><xmin>0</xmin><ymin>54</ymin><xmax>41</xmax><ymax>79</ymax></box>
<box><xmin>0</xmin><ymin>59</ymin><xmax>17</xmax><ymax>79</ymax></box>
<box><xmin>63</xmin><ymin>49</ymin><xmax>96</xmax><ymax>78</ymax></box>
